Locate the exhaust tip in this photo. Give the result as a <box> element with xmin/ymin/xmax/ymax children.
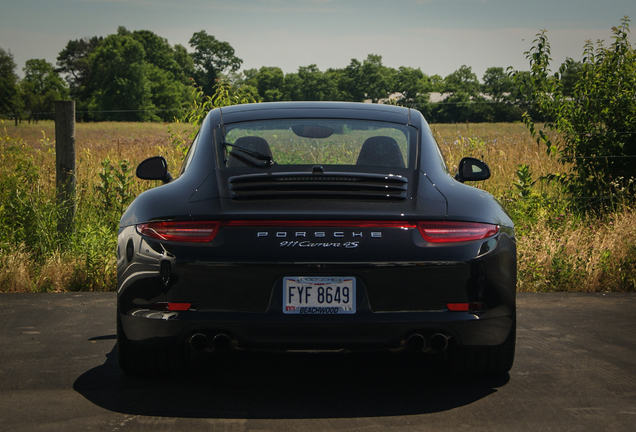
<box><xmin>189</xmin><ymin>333</ymin><xmax>208</xmax><ymax>351</ymax></box>
<box><xmin>430</xmin><ymin>333</ymin><xmax>449</xmax><ymax>353</ymax></box>
<box><xmin>213</xmin><ymin>334</ymin><xmax>232</xmax><ymax>351</ymax></box>
<box><xmin>406</xmin><ymin>333</ymin><xmax>426</xmax><ymax>351</ymax></box>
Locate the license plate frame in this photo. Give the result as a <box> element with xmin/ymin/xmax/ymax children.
<box><xmin>283</xmin><ymin>276</ymin><xmax>356</xmax><ymax>314</ymax></box>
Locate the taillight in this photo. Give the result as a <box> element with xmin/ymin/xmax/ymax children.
<box><xmin>136</xmin><ymin>221</ymin><xmax>221</xmax><ymax>242</ymax></box>
<box><xmin>447</xmin><ymin>302</ymin><xmax>488</xmax><ymax>312</ymax></box>
<box><xmin>417</xmin><ymin>221</ymin><xmax>498</xmax><ymax>243</ymax></box>
<box><xmin>150</xmin><ymin>302</ymin><xmax>192</xmax><ymax>311</ymax></box>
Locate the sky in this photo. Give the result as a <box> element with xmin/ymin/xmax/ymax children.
<box><xmin>1</xmin><ymin>0</ymin><xmax>635</xmax><ymax>81</ymax></box>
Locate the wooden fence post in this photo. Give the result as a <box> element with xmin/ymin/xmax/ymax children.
<box><xmin>55</xmin><ymin>101</ymin><xmax>76</xmax><ymax>234</ymax></box>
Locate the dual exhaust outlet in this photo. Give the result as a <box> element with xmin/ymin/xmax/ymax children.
<box><xmin>190</xmin><ymin>332</ymin><xmax>448</xmax><ymax>353</ymax></box>
<box><xmin>189</xmin><ymin>333</ymin><xmax>231</xmax><ymax>352</ymax></box>
<box><xmin>406</xmin><ymin>333</ymin><xmax>449</xmax><ymax>353</ymax></box>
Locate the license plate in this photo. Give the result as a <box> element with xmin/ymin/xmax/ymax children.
<box><xmin>283</xmin><ymin>277</ymin><xmax>356</xmax><ymax>314</ymax></box>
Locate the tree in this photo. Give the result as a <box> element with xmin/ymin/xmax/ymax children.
<box><xmin>429</xmin><ymin>74</ymin><xmax>444</xmax><ymax>92</ymax></box>
<box><xmin>481</xmin><ymin>67</ymin><xmax>523</xmax><ymax>122</ymax></box>
<box><xmin>361</xmin><ymin>54</ymin><xmax>395</xmax><ymax>103</ymax></box>
<box><xmin>297</xmin><ymin>64</ymin><xmax>338</xmax><ymax>101</ymax></box>
<box><xmin>324</xmin><ymin>67</ymin><xmax>349</xmax><ymax>101</ymax></box>
<box><xmin>394</xmin><ymin>66</ymin><xmax>432</xmax><ymax>112</ymax></box>
<box><xmin>56</xmin><ymin>36</ymin><xmax>103</xmax><ymax>119</ymax></box>
<box><xmin>238</xmin><ymin>68</ymin><xmax>258</xmax><ymax>86</ymax></box>
<box><xmin>340</xmin><ymin>59</ymin><xmax>366</xmax><ymax>101</ymax></box>
<box><xmin>0</xmin><ymin>48</ymin><xmax>21</xmax><ymax>123</ymax></box>
<box><xmin>443</xmin><ymin>65</ymin><xmax>481</xmax><ymax>95</ymax></box>
<box><xmin>482</xmin><ymin>67</ymin><xmax>513</xmax><ymax>100</ymax></box>
<box><xmin>254</xmin><ymin>66</ymin><xmax>285</xmax><ymax>102</ymax></box>
<box><xmin>145</xmin><ymin>64</ymin><xmax>189</xmax><ymax>121</ymax></box>
<box><xmin>21</xmin><ymin>59</ymin><xmax>69</xmax><ymax>123</ymax></box>
<box><xmin>189</xmin><ymin>30</ymin><xmax>242</xmax><ymax>96</ymax></box>
<box><xmin>88</xmin><ymin>34</ymin><xmax>154</xmax><ymax>121</ymax></box>
<box><xmin>435</xmin><ymin>65</ymin><xmax>485</xmax><ymax>122</ymax></box>
<box><xmin>127</xmin><ymin>29</ymin><xmax>194</xmax><ymax>121</ymax></box>
<box><xmin>559</xmin><ymin>60</ymin><xmax>584</xmax><ymax>96</ymax></box>
<box><xmin>337</xmin><ymin>55</ymin><xmax>395</xmax><ymax>103</ymax></box>
<box><xmin>282</xmin><ymin>65</ymin><xmax>338</xmax><ymax>101</ymax></box>
<box><xmin>282</xmin><ymin>72</ymin><xmax>301</xmax><ymax>100</ymax></box>
<box><xmin>515</xmin><ymin>17</ymin><xmax>636</xmax><ymax>207</ymax></box>
<box><xmin>173</xmin><ymin>44</ymin><xmax>196</xmax><ymax>81</ymax></box>
<box><xmin>59</xmin><ymin>28</ymin><xmax>197</xmax><ymax>122</ymax></box>
<box><xmin>131</xmin><ymin>29</ymin><xmax>190</xmax><ymax>84</ymax></box>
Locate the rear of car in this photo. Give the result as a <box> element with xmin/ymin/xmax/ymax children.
<box><xmin>117</xmin><ymin>102</ymin><xmax>516</xmax><ymax>376</ymax></box>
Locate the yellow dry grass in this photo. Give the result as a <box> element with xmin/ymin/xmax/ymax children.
<box><xmin>34</xmin><ymin>251</ymin><xmax>79</xmax><ymax>292</ymax></box>
<box><xmin>430</xmin><ymin>122</ymin><xmax>564</xmax><ymax>197</ymax></box>
<box><xmin>0</xmin><ymin>246</ymin><xmax>34</xmax><ymax>293</ymax></box>
<box><xmin>3</xmin><ymin>120</ymin><xmax>185</xmax><ymax>201</ymax></box>
<box><xmin>518</xmin><ymin>209</ymin><xmax>636</xmax><ymax>292</ymax></box>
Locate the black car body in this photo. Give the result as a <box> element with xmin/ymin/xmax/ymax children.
<box><xmin>117</xmin><ymin>102</ymin><xmax>516</xmax><ymax>375</ymax></box>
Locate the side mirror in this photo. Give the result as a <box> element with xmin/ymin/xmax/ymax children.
<box><xmin>454</xmin><ymin>157</ymin><xmax>491</xmax><ymax>183</ymax></box>
<box><xmin>136</xmin><ymin>156</ymin><xmax>173</xmax><ymax>184</ymax></box>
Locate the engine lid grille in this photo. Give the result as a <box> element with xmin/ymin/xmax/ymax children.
<box><xmin>228</xmin><ymin>172</ymin><xmax>408</xmax><ymax>200</ymax></box>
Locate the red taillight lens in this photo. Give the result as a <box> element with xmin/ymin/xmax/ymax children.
<box><xmin>417</xmin><ymin>221</ymin><xmax>498</xmax><ymax>243</ymax></box>
<box><xmin>447</xmin><ymin>302</ymin><xmax>488</xmax><ymax>312</ymax></box>
<box><xmin>136</xmin><ymin>221</ymin><xmax>221</xmax><ymax>242</ymax></box>
<box><xmin>149</xmin><ymin>302</ymin><xmax>192</xmax><ymax>311</ymax></box>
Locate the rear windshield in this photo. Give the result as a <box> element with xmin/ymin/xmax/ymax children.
<box><xmin>218</xmin><ymin>119</ymin><xmax>417</xmax><ymax>169</ymax></box>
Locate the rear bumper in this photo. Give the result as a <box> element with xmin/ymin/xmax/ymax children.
<box><xmin>120</xmin><ymin>303</ymin><xmax>514</xmax><ymax>350</ymax></box>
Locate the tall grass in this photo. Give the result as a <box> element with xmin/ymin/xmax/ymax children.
<box><xmin>0</xmin><ymin>120</ymin><xmax>182</xmax><ymax>292</ymax></box>
<box><xmin>0</xmin><ymin>120</ymin><xmax>634</xmax><ymax>292</ymax></box>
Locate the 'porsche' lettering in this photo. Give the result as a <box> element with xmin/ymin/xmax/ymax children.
<box><xmin>258</xmin><ymin>231</ymin><xmax>380</xmax><ymax>240</ymax></box>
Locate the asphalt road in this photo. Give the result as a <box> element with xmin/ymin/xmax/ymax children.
<box><xmin>0</xmin><ymin>292</ymin><xmax>635</xmax><ymax>431</ymax></box>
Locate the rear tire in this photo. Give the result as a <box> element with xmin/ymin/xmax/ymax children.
<box><xmin>448</xmin><ymin>320</ymin><xmax>516</xmax><ymax>375</ymax></box>
<box><xmin>117</xmin><ymin>313</ymin><xmax>187</xmax><ymax>376</ymax></box>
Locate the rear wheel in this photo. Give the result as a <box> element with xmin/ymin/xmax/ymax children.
<box><xmin>117</xmin><ymin>314</ymin><xmax>187</xmax><ymax>376</ymax></box>
<box><xmin>448</xmin><ymin>320</ymin><xmax>516</xmax><ymax>375</ymax></box>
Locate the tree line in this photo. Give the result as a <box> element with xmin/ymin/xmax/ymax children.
<box><xmin>1</xmin><ymin>26</ymin><xmax>585</xmax><ymax>124</ymax></box>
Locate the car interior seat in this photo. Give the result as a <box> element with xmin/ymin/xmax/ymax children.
<box><xmin>356</xmin><ymin>136</ymin><xmax>405</xmax><ymax>168</ymax></box>
<box><xmin>227</xmin><ymin>136</ymin><xmax>272</xmax><ymax>167</ymax></box>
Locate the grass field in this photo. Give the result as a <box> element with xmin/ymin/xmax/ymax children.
<box><xmin>1</xmin><ymin>119</ymin><xmax>634</xmax><ymax>293</ymax></box>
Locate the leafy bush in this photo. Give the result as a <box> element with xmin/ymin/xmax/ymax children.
<box><xmin>512</xmin><ymin>17</ymin><xmax>636</xmax><ymax>210</ymax></box>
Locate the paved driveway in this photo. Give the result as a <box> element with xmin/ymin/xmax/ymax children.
<box><xmin>0</xmin><ymin>292</ymin><xmax>634</xmax><ymax>431</ymax></box>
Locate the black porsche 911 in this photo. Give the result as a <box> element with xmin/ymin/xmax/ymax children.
<box><xmin>116</xmin><ymin>101</ymin><xmax>516</xmax><ymax>376</ymax></box>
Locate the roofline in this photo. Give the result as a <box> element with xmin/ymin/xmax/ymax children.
<box><xmin>218</xmin><ymin>101</ymin><xmax>412</xmax><ymax>125</ymax></box>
